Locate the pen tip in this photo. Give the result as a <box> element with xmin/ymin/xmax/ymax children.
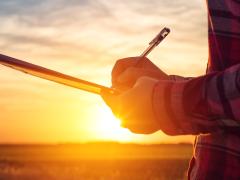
<box><xmin>164</xmin><ymin>27</ymin><xmax>170</xmax><ymax>33</ymax></box>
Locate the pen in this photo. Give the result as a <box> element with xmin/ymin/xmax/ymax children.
<box><xmin>140</xmin><ymin>27</ymin><xmax>170</xmax><ymax>57</ymax></box>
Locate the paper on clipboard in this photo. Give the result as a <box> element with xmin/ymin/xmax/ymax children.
<box><xmin>0</xmin><ymin>54</ymin><xmax>117</xmax><ymax>95</ymax></box>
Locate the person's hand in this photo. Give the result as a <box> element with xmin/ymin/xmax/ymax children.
<box><xmin>102</xmin><ymin>76</ymin><xmax>160</xmax><ymax>134</ymax></box>
<box><xmin>112</xmin><ymin>57</ymin><xmax>168</xmax><ymax>89</ymax></box>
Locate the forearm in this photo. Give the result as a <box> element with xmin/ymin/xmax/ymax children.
<box><xmin>153</xmin><ymin>64</ymin><xmax>240</xmax><ymax>135</ymax></box>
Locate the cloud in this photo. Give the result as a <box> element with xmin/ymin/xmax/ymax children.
<box><xmin>0</xmin><ymin>0</ymin><xmax>209</xmax><ymax>97</ymax></box>
<box><xmin>0</xmin><ymin>0</ymin><xmax>208</xmax><ymax>143</ymax></box>
<box><xmin>0</xmin><ymin>0</ymin><xmax>208</xmax><ymax>82</ymax></box>
<box><xmin>0</xmin><ymin>0</ymin><xmax>207</xmax><ymax>43</ymax></box>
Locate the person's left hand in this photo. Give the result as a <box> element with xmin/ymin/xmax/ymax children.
<box><xmin>101</xmin><ymin>76</ymin><xmax>160</xmax><ymax>134</ymax></box>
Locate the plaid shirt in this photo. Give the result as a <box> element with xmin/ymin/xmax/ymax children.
<box><xmin>153</xmin><ymin>0</ymin><xmax>240</xmax><ymax>179</ymax></box>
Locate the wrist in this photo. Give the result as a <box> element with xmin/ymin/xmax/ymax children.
<box><xmin>152</xmin><ymin>81</ymin><xmax>184</xmax><ymax>135</ymax></box>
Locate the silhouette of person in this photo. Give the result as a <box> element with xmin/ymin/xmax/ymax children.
<box><xmin>102</xmin><ymin>0</ymin><xmax>240</xmax><ymax>179</ymax></box>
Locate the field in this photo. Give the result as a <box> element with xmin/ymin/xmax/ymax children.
<box><xmin>0</xmin><ymin>143</ymin><xmax>193</xmax><ymax>180</ymax></box>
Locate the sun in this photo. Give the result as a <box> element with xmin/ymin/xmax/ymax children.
<box><xmin>91</xmin><ymin>104</ymin><xmax>132</xmax><ymax>142</ymax></box>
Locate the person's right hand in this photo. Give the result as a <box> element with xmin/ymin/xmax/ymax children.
<box><xmin>112</xmin><ymin>57</ymin><xmax>168</xmax><ymax>89</ymax></box>
<box><xmin>102</xmin><ymin>76</ymin><xmax>160</xmax><ymax>134</ymax></box>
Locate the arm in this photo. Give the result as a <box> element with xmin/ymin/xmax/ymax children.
<box><xmin>102</xmin><ymin>63</ymin><xmax>240</xmax><ymax>135</ymax></box>
<box><xmin>154</xmin><ymin>64</ymin><xmax>240</xmax><ymax>135</ymax></box>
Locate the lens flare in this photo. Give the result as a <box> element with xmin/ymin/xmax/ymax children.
<box><xmin>90</xmin><ymin>104</ymin><xmax>132</xmax><ymax>142</ymax></box>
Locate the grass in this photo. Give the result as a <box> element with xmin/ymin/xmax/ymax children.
<box><xmin>0</xmin><ymin>143</ymin><xmax>193</xmax><ymax>180</ymax></box>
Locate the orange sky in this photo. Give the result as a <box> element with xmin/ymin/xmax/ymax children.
<box><xmin>0</xmin><ymin>0</ymin><xmax>208</xmax><ymax>144</ymax></box>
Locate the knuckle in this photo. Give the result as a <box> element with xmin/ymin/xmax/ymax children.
<box><xmin>115</xmin><ymin>59</ymin><xmax>123</xmax><ymax>66</ymax></box>
<box><xmin>111</xmin><ymin>58</ymin><xmax>128</xmax><ymax>76</ymax></box>
<box><xmin>141</xmin><ymin>56</ymin><xmax>149</xmax><ymax>61</ymax></box>
<box><xmin>138</xmin><ymin>76</ymin><xmax>148</xmax><ymax>82</ymax></box>
<box><xmin>125</xmin><ymin>67</ymin><xmax>140</xmax><ymax>77</ymax></box>
<box><xmin>123</xmin><ymin>67</ymin><xmax>134</xmax><ymax>75</ymax></box>
<box><xmin>127</xmin><ymin>66</ymin><xmax>136</xmax><ymax>72</ymax></box>
<box><xmin>115</xmin><ymin>57</ymin><xmax>130</xmax><ymax>65</ymax></box>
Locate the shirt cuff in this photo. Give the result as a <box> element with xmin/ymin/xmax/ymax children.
<box><xmin>152</xmin><ymin>80</ymin><xmax>196</xmax><ymax>135</ymax></box>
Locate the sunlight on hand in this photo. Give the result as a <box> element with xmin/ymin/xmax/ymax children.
<box><xmin>90</xmin><ymin>104</ymin><xmax>132</xmax><ymax>142</ymax></box>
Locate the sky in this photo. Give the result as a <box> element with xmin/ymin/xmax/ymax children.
<box><xmin>0</xmin><ymin>0</ymin><xmax>208</xmax><ymax>144</ymax></box>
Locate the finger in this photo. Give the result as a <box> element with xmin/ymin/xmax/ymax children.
<box><xmin>111</xmin><ymin>84</ymin><xmax>131</xmax><ymax>92</ymax></box>
<box><xmin>117</xmin><ymin>67</ymin><xmax>144</xmax><ymax>85</ymax></box>
<box><xmin>121</xmin><ymin>120</ymin><xmax>144</xmax><ymax>134</ymax></box>
<box><xmin>118</xmin><ymin>68</ymin><xmax>163</xmax><ymax>86</ymax></box>
<box><xmin>101</xmin><ymin>89</ymin><xmax>123</xmax><ymax>118</ymax></box>
<box><xmin>100</xmin><ymin>89</ymin><xmax>117</xmax><ymax>109</ymax></box>
<box><xmin>112</xmin><ymin>57</ymin><xmax>149</xmax><ymax>86</ymax></box>
<box><xmin>112</xmin><ymin>57</ymin><xmax>137</xmax><ymax>82</ymax></box>
<box><xmin>143</xmin><ymin>59</ymin><xmax>161</xmax><ymax>71</ymax></box>
<box><xmin>122</xmin><ymin>122</ymin><xmax>157</xmax><ymax>134</ymax></box>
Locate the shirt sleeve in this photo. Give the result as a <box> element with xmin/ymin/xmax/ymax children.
<box><xmin>153</xmin><ymin>64</ymin><xmax>240</xmax><ymax>135</ymax></box>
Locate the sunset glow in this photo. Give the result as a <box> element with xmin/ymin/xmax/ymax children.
<box><xmin>0</xmin><ymin>0</ymin><xmax>207</xmax><ymax>144</ymax></box>
<box><xmin>89</xmin><ymin>105</ymin><xmax>132</xmax><ymax>142</ymax></box>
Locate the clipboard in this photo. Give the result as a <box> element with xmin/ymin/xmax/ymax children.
<box><xmin>0</xmin><ymin>54</ymin><xmax>117</xmax><ymax>95</ymax></box>
<box><xmin>0</xmin><ymin>29</ymin><xmax>170</xmax><ymax>96</ymax></box>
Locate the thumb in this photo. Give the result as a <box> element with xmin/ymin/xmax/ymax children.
<box><xmin>100</xmin><ymin>89</ymin><xmax>121</xmax><ymax>117</ymax></box>
<box><xmin>100</xmin><ymin>89</ymin><xmax>116</xmax><ymax>108</ymax></box>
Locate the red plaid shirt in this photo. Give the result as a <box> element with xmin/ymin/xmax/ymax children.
<box><xmin>153</xmin><ymin>0</ymin><xmax>240</xmax><ymax>179</ymax></box>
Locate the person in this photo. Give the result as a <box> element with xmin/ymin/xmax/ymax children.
<box><xmin>101</xmin><ymin>0</ymin><xmax>240</xmax><ymax>179</ymax></box>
